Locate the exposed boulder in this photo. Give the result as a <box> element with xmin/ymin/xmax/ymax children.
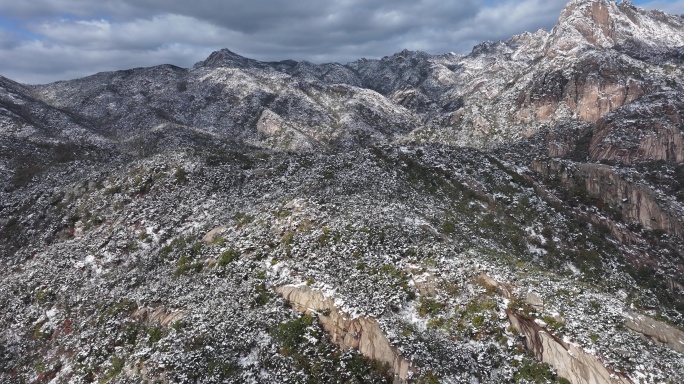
<box><xmin>202</xmin><ymin>226</ymin><xmax>227</xmax><ymax>244</ymax></box>
<box><xmin>276</xmin><ymin>285</ymin><xmax>414</xmax><ymax>381</ymax></box>
<box><xmin>508</xmin><ymin>310</ymin><xmax>632</xmax><ymax>384</ymax></box>
<box><xmin>547</xmin><ymin>0</ymin><xmax>684</xmax><ymax>56</ymax></box>
<box><xmin>577</xmin><ymin>163</ymin><xmax>682</xmax><ymax>236</ymax></box>
<box><xmin>477</xmin><ymin>273</ymin><xmax>513</xmax><ymax>298</ymax></box>
<box><xmin>131</xmin><ymin>307</ymin><xmax>188</xmax><ymax>328</ymax></box>
<box><xmin>624</xmin><ymin>311</ymin><xmax>684</xmax><ymax>354</ymax></box>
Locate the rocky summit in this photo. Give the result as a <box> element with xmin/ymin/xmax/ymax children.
<box><xmin>1</xmin><ymin>0</ymin><xmax>683</xmax><ymax>383</ymax></box>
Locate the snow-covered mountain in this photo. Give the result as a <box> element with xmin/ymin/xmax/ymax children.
<box><xmin>1</xmin><ymin>0</ymin><xmax>683</xmax><ymax>383</ymax></box>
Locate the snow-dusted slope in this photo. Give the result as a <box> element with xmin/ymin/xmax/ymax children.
<box><xmin>1</xmin><ymin>1</ymin><xmax>683</xmax><ymax>383</ymax></box>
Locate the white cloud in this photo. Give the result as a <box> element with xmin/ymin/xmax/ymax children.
<box><xmin>28</xmin><ymin>14</ymin><xmax>233</xmax><ymax>50</ymax></box>
<box><xmin>0</xmin><ymin>0</ymin><xmax>680</xmax><ymax>84</ymax></box>
<box><xmin>637</xmin><ymin>0</ymin><xmax>684</xmax><ymax>14</ymax></box>
<box><xmin>440</xmin><ymin>0</ymin><xmax>567</xmax><ymax>52</ymax></box>
<box><xmin>0</xmin><ymin>1</ymin><xmax>136</xmax><ymax>19</ymax></box>
<box><xmin>0</xmin><ymin>40</ymin><xmax>215</xmax><ymax>84</ymax></box>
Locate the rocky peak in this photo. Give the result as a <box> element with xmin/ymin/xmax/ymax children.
<box><xmin>469</xmin><ymin>40</ymin><xmax>512</xmax><ymax>57</ymax></box>
<box><xmin>618</xmin><ymin>0</ymin><xmax>637</xmax><ymax>11</ymax></box>
<box><xmin>506</xmin><ymin>29</ymin><xmax>549</xmax><ymax>61</ymax></box>
<box><xmin>193</xmin><ymin>48</ymin><xmax>265</xmax><ymax>70</ymax></box>
<box><xmin>507</xmin><ymin>29</ymin><xmax>549</xmax><ymax>47</ymax></box>
<box><xmin>546</xmin><ymin>0</ymin><xmax>684</xmax><ymax>57</ymax></box>
<box><xmin>547</xmin><ymin>0</ymin><xmax>623</xmax><ymax>55</ymax></box>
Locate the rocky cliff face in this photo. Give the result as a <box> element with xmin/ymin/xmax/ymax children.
<box><xmin>624</xmin><ymin>311</ymin><xmax>684</xmax><ymax>354</ymax></box>
<box><xmin>530</xmin><ymin>160</ymin><xmax>683</xmax><ymax>237</ymax></box>
<box><xmin>483</xmin><ymin>272</ymin><xmax>684</xmax><ymax>384</ymax></box>
<box><xmin>1</xmin><ymin>0</ymin><xmax>684</xmax><ymax>383</ymax></box>
<box><xmin>514</xmin><ymin>59</ymin><xmax>646</xmax><ymax>124</ymax></box>
<box><xmin>276</xmin><ymin>285</ymin><xmax>413</xmax><ymax>380</ymax></box>
<box><xmin>527</xmin><ymin>157</ymin><xmax>684</xmax><ymax>286</ymax></box>
<box><xmin>507</xmin><ymin>311</ymin><xmax>632</xmax><ymax>384</ymax></box>
<box><xmin>590</xmin><ymin>95</ymin><xmax>684</xmax><ymax>164</ymax></box>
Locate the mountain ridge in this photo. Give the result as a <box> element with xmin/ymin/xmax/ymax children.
<box><xmin>1</xmin><ymin>0</ymin><xmax>684</xmax><ymax>383</ymax></box>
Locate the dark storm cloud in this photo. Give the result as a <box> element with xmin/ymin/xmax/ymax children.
<box><xmin>0</xmin><ymin>29</ymin><xmax>19</xmax><ymax>49</ymax></box>
<box><xmin>129</xmin><ymin>0</ymin><xmax>480</xmax><ymax>36</ymax></box>
<box><xmin>7</xmin><ymin>0</ymin><xmax>676</xmax><ymax>84</ymax></box>
<box><xmin>0</xmin><ymin>1</ymin><xmax>127</xmax><ymax>19</ymax></box>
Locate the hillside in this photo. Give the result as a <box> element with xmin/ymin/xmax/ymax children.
<box><xmin>1</xmin><ymin>0</ymin><xmax>683</xmax><ymax>383</ymax></box>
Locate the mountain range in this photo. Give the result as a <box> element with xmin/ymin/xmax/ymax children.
<box><xmin>1</xmin><ymin>0</ymin><xmax>683</xmax><ymax>383</ymax></box>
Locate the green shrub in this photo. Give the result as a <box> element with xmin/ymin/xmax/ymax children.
<box><xmin>148</xmin><ymin>327</ymin><xmax>164</xmax><ymax>343</ymax></box>
<box><xmin>160</xmin><ymin>236</ymin><xmax>186</xmax><ymax>259</ymax></box>
<box><xmin>103</xmin><ymin>185</ymin><xmax>122</xmax><ymax>195</ymax></box>
<box><xmin>102</xmin><ymin>356</ymin><xmax>125</xmax><ymax>382</ymax></box>
<box><xmin>270</xmin><ymin>315</ymin><xmax>315</xmax><ymax>354</ymax></box>
<box><xmin>322</xmin><ymin>170</ymin><xmax>335</xmax><ymax>179</ymax></box>
<box><xmin>418</xmin><ymin>298</ymin><xmax>445</xmax><ymax>317</ymax></box>
<box><xmin>471</xmin><ymin>314</ymin><xmax>486</xmax><ymax>327</ymax></box>
<box><xmin>467</xmin><ymin>296</ymin><xmax>497</xmax><ymax>314</ymax></box>
<box><xmin>280</xmin><ymin>232</ymin><xmax>295</xmax><ymax>255</ymax></box>
<box><xmin>2</xmin><ymin>217</ymin><xmax>20</xmax><ymax>237</ymax></box>
<box><xmin>170</xmin><ymin>320</ymin><xmax>187</xmax><ymax>332</ymax></box>
<box><xmin>219</xmin><ymin>249</ymin><xmax>240</xmax><ymax>266</ymax></box>
<box><xmin>541</xmin><ymin>316</ymin><xmax>565</xmax><ymax>331</ymax></box>
<box><xmin>207</xmin><ymin>360</ymin><xmax>237</xmax><ymax>379</ymax></box>
<box><xmin>514</xmin><ymin>359</ymin><xmax>555</xmax><ymax>383</ymax></box>
<box><xmin>589</xmin><ymin>333</ymin><xmax>599</xmax><ymax>344</ymax></box>
<box><xmin>441</xmin><ymin>220</ymin><xmax>456</xmax><ymax>235</ymax></box>
<box><xmin>251</xmin><ymin>283</ymin><xmax>270</xmax><ymax>307</ymax></box>
<box><xmin>589</xmin><ymin>300</ymin><xmax>601</xmax><ymax>313</ymax></box>
<box><xmin>209</xmin><ymin>236</ymin><xmax>226</xmax><ymax>247</ymax></box>
<box><xmin>418</xmin><ymin>371</ymin><xmax>441</xmax><ymax>384</ymax></box>
<box><xmin>174</xmin><ymin>256</ymin><xmax>203</xmax><ymax>276</ymax></box>
<box><xmin>124</xmin><ymin>240</ymin><xmax>138</xmax><ymax>253</ymax></box>
<box><xmin>159</xmin><ymin>244</ymin><xmax>173</xmax><ymax>260</ymax></box>
<box><xmin>122</xmin><ymin>323</ymin><xmax>140</xmax><ymax>345</ymax></box>
<box><xmin>189</xmin><ymin>242</ymin><xmax>203</xmax><ymax>257</ymax></box>
<box><xmin>34</xmin><ymin>289</ymin><xmax>55</xmax><ymax>305</ymax></box>
<box><xmin>317</xmin><ymin>226</ymin><xmax>332</xmax><ymax>246</ymax></box>
<box><xmin>11</xmin><ymin>165</ymin><xmax>43</xmax><ymax>187</ymax></box>
<box><xmin>97</xmin><ymin>299</ymin><xmax>139</xmax><ymax>325</ymax></box>
<box><xmin>234</xmin><ymin>212</ymin><xmax>254</xmax><ymax>227</ymax></box>
<box><xmin>174</xmin><ymin>167</ymin><xmax>187</xmax><ymax>184</ymax></box>
<box><xmin>32</xmin><ymin>321</ymin><xmax>51</xmax><ymax>341</ymax></box>
<box><xmin>574</xmin><ymin>249</ymin><xmax>602</xmax><ymax>279</ymax></box>
<box><xmin>276</xmin><ymin>209</ymin><xmax>292</xmax><ymax>219</ymax></box>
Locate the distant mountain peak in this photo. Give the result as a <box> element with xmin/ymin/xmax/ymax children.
<box><xmin>193</xmin><ymin>48</ymin><xmax>262</xmax><ymax>69</ymax></box>
<box><xmin>546</xmin><ymin>0</ymin><xmax>684</xmax><ymax>57</ymax></box>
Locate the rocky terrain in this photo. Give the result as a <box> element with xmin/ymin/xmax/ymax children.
<box><xmin>1</xmin><ymin>0</ymin><xmax>683</xmax><ymax>383</ymax></box>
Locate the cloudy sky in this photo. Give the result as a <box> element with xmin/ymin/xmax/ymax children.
<box><xmin>0</xmin><ymin>0</ymin><xmax>682</xmax><ymax>84</ymax></box>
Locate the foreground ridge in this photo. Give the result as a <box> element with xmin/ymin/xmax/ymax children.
<box><xmin>0</xmin><ymin>1</ymin><xmax>683</xmax><ymax>382</ymax></box>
